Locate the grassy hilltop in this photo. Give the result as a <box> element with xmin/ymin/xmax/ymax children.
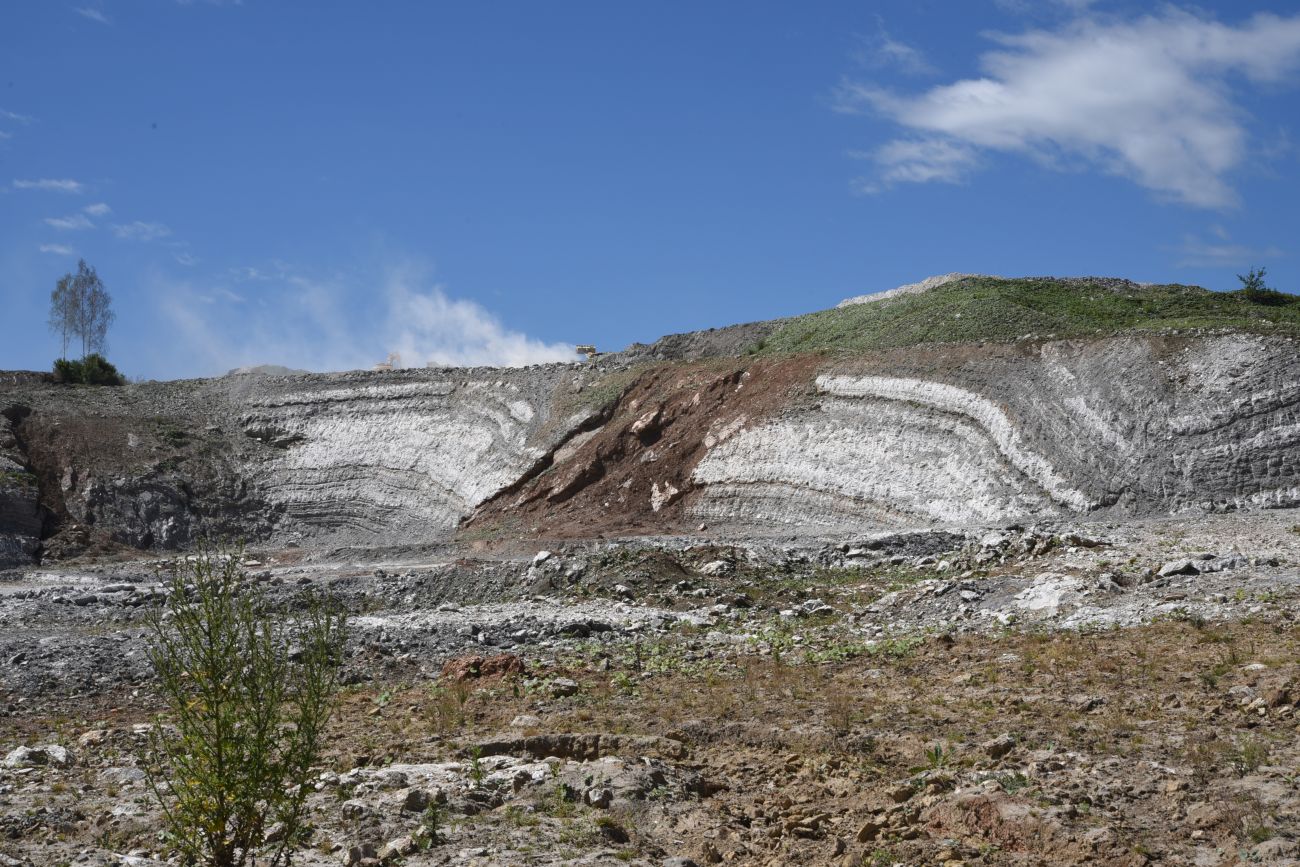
<box><xmin>756</xmin><ymin>276</ymin><xmax>1300</xmax><ymax>355</ymax></box>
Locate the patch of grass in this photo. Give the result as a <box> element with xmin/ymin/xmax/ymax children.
<box><xmin>557</xmin><ymin>365</ymin><xmax>649</xmax><ymax>417</ymax></box>
<box><xmin>867</xmin><ymin>633</ymin><xmax>926</xmax><ymax>660</ymax></box>
<box><xmin>425</xmin><ymin>680</ymin><xmax>473</xmax><ymax>734</ymax></box>
<box><xmin>536</xmin><ymin>782</ymin><xmax>580</xmax><ymax>819</ymax></box>
<box><xmin>755</xmin><ymin>277</ymin><xmax>1300</xmax><ymax>356</ymax></box>
<box><xmin>1232</xmin><ymin>736</ymin><xmax>1270</xmax><ymax>775</ymax></box>
<box><xmin>0</xmin><ymin>469</ymin><xmax>37</xmax><ymax>488</ymax></box>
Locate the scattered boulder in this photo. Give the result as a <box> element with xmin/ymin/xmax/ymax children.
<box><xmin>549</xmin><ymin>677</ymin><xmax>579</xmax><ymax>697</ymax></box>
<box><xmin>3</xmin><ymin>744</ymin><xmax>71</xmax><ymax>768</ymax></box>
<box><xmin>1158</xmin><ymin>559</ymin><xmax>1199</xmax><ymax>577</ymax></box>
<box><xmin>983</xmin><ymin>734</ymin><xmax>1016</xmax><ymax>761</ymax></box>
<box><xmin>378</xmin><ymin>835</ymin><xmax>416</xmax><ymax>863</ymax></box>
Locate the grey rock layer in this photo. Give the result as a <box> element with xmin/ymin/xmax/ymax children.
<box><xmin>690</xmin><ymin>333</ymin><xmax>1300</xmax><ymax>530</ymax></box>
<box><xmin>239</xmin><ymin>369</ymin><xmax>589</xmax><ymax>546</ymax></box>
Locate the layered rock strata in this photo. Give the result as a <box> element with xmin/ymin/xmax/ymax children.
<box><xmin>689</xmin><ymin>334</ymin><xmax>1300</xmax><ymax>529</ymax></box>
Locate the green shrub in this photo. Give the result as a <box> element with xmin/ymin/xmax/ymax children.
<box><xmin>52</xmin><ymin>353</ymin><xmax>125</xmax><ymax>385</ymax></box>
<box><xmin>144</xmin><ymin>551</ymin><xmax>348</xmax><ymax>867</ymax></box>
<box><xmin>1237</xmin><ymin>267</ymin><xmax>1291</xmax><ymax>306</ymax></box>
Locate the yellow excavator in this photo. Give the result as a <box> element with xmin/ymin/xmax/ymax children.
<box><xmin>373</xmin><ymin>352</ymin><xmax>402</xmax><ymax>371</ymax></box>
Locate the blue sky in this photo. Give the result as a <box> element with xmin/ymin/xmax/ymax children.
<box><xmin>2</xmin><ymin>1</ymin><xmax>1299</xmax><ymax>379</ymax></box>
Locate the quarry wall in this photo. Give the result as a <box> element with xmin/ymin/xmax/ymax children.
<box><xmin>2</xmin><ymin>331</ymin><xmax>1298</xmax><ymax>564</ymax></box>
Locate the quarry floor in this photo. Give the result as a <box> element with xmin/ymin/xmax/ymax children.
<box><xmin>3</xmin><ymin>512</ymin><xmax>1300</xmax><ymax>866</ymax></box>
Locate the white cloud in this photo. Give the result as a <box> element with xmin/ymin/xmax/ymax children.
<box><xmin>1174</xmin><ymin>228</ymin><xmax>1284</xmax><ymax>267</ymax></box>
<box><xmin>113</xmin><ymin>221</ymin><xmax>172</xmax><ymax>241</ymax></box>
<box><xmin>839</xmin><ymin>10</ymin><xmax>1300</xmax><ymax>207</ymax></box>
<box><xmin>153</xmin><ymin>263</ymin><xmax>577</xmax><ymax>376</ymax></box>
<box><xmin>385</xmin><ymin>274</ymin><xmax>578</xmax><ymax>369</ymax></box>
<box><xmin>14</xmin><ymin>178</ymin><xmax>83</xmax><ymax>193</ymax></box>
<box><xmin>39</xmin><ymin>243</ymin><xmax>75</xmax><ymax>256</ymax></box>
<box><xmin>75</xmin><ymin>6</ymin><xmax>110</xmax><ymax>23</ymax></box>
<box><xmin>0</xmin><ymin>109</ymin><xmax>32</xmax><ymax>125</ymax></box>
<box><xmin>45</xmin><ymin>213</ymin><xmax>94</xmax><ymax>230</ymax></box>
<box><xmin>852</xmin><ymin>139</ymin><xmax>980</xmax><ymax>192</ymax></box>
<box><xmin>0</xmin><ymin>132</ymin><xmax>11</xmax><ymax>141</ymax></box>
<box><xmin>174</xmin><ymin>252</ymin><xmax>199</xmax><ymax>266</ymax></box>
<box><xmin>83</xmin><ymin>202</ymin><xmax>111</xmax><ymax>216</ymax></box>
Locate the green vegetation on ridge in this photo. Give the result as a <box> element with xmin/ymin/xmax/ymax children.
<box><xmin>754</xmin><ymin>276</ymin><xmax>1300</xmax><ymax>356</ymax></box>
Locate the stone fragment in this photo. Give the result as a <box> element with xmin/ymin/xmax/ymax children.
<box><xmin>984</xmin><ymin>734</ymin><xmax>1016</xmax><ymax>760</ymax></box>
<box><xmin>342</xmin><ymin>842</ymin><xmax>378</xmax><ymax>866</ymax></box>
<box><xmin>3</xmin><ymin>744</ymin><xmax>71</xmax><ymax>768</ymax></box>
<box><xmin>378</xmin><ymin>836</ymin><xmax>416</xmax><ymax>863</ymax></box>
<box><xmin>549</xmin><ymin>677</ymin><xmax>579</xmax><ymax>697</ymax></box>
<box><xmin>1157</xmin><ymin>559</ymin><xmax>1198</xmax><ymax>577</ymax></box>
<box><xmin>887</xmin><ymin>783</ymin><xmax>915</xmax><ymax>803</ymax></box>
<box><xmin>856</xmin><ymin>818</ymin><xmax>883</xmax><ymax>842</ymax></box>
<box><xmin>78</xmin><ymin>729</ymin><xmax>109</xmax><ymax>748</ymax></box>
<box><xmin>400</xmin><ymin>787</ymin><xmax>435</xmax><ymax>813</ymax></box>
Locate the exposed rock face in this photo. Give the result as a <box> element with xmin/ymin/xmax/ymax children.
<box><xmin>3</xmin><ymin>331</ymin><xmax>1298</xmax><ymax>562</ymax></box>
<box><xmin>690</xmin><ymin>333</ymin><xmax>1300</xmax><ymax>529</ymax></box>
<box><xmin>0</xmin><ymin>365</ymin><xmax>594</xmax><ymax>561</ymax></box>
<box><xmin>239</xmin><ymin>370</ymin><xmax>588</xmax><ymax>546</ymax></box>
<box><xmin>0</xmin><ymin>408</ymin><xmax>41</xmax><ymax>568</ymax></box>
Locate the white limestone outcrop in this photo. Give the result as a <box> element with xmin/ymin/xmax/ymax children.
<box><xmin>690</xmin><ymin>334</ymin><xmax>1300</xmax><ymax>530</ymax></box>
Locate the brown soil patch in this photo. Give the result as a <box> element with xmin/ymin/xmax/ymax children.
<box><xmin>439</xmin><ymin>653</ymin><xmax>527</xmax><ymax>682</ymax></box>
<box><xmin>462</xmin><ymin>355</ymin><xmax>824</xmax><ymax>541</ymax></box>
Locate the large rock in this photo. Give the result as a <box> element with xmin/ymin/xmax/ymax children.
<box><xmin>3</xmin><ymin>744</ymin><xmax>72</xmax><ymax>768</ymax></box>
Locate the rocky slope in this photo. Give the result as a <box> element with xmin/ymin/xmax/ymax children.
<box><xmin>0</xmin><ymin>365</ymin><xmax>601</xmax><ymax>564</ymax></box>
<box><xmin>469</xmin><ymin>331</ymin><xmax>1300</xmax><ymax>539</ymax></box>
<box><xmin>3</xmin><ymin>277</ymin><xmax>1299</xmax><ymax>564</ymax></box>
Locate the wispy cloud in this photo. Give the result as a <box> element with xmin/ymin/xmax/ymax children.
<box><xmin>850</xmin><ymin>139</ymin><xmax>979</xmax><ymax>193</ymax></box>
<box><xmin>45</xmin><ymin>213</ymin><xmax>94</xmax><ymax>230</ymax></box>
<box><xmin>838</xmin><ymin>10</ymin><xmax>1300</xmax><ymax>208</ymax></box>
<box><xmin>83</xmin><ymin>202</ymin><xmax>111</xmax><ymax>216</ymax></box>
<box><xmin>14</xmin><ymin>178</ymin><xmax>84</xmax><ymax>193</ymax></box>
<box><xmin>175</xmin><ymin>252</ymin><xmax>199</xmax><ymax>266</ymax></box>
<box><xmin>74</xmin><ymin>6</ymin><xmax>110</xmax><ymax>24</ymax></box>
<box><xmin>855</xmin><ymin>18</ymin><xmax>936</xmax><ymax>77</ymax></box>
<box><xmin>230</xmin><ymin>265</ymin><xmax>271</xmax><ymax>282</ymax></box>
<box><xmin>38</xmin><ymin>244</ymin><xmax>75</xmax><ymax>256</ymax></box>
<box><xmin>0</xmin><ymin>132</ymin><xmax>11</xmax><ymax>141</ymax></box>
<box><xmin>113</xmin><ymin>220</ymin><xmax>172</xmax><ymax>241</ymax></box>
<box><xmin>1174</xmin><ymin>227</ymin><xmax>1284</xmax><ymax>267</ymax></box>
<box><xmin>0</xmin><ymin>109</ymin><xmax>33</xmax><ymax>125</ymax></box>
<box><xmin>153</xmin><ymin>262</ymin><xmax>577</xmax><ymax>376</ymax></box>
